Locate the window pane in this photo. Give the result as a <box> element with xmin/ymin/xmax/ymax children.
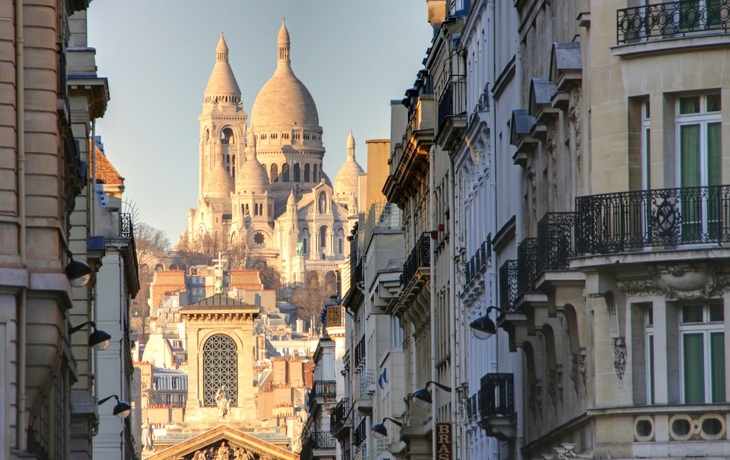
<box><xmin>683</xmin><ymin>333</ymin><xmax>706</xmax><ymax>403</ymax></box>
<box><xmin>707</xmin><ymin>94</ymin><xmax>722</xmax><ymax>112</ymax></box>
<box><xmin>649</xmin><ymin>334</ymin><xmax>655</xmax><ymax>404</ymax></box>
<box><xmin>682</xmin><ymin>305</ymin><xmax>704</xmax><ymax>323</ymax></box>
<box><xmin>680</xmin><ymin>124</ymin><xmax>701</xmax><ymax>188</ymax></box>
<box><xmin>679</xmin><ymin>96</ymin><xmax>700</xmax><ymax>114</ymax></box>
<box><xmin>709</xmin><ymin>303</ymin><xmax>725</xmax><ymax>322</ymax></box>
<box><xmin>645</xmin><ymin>100</ymin><xmax>650</xmax><ymax>119</ymax></box>
<box><xmin>647</xmin><ymin>307</ymin><xmax>654</xmax><ymax>326</ymax></box>
<box><xmin>710</xmin><ymin>332</ymin><xmax>725</xmax><ymax>402</ymax></box>
<box><xmin>708</xmin><ymin>122</ymin><xmax>721</xmax><ymax>186</ymax></box>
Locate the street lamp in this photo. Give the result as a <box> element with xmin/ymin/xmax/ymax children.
<box><xmin>64</xmin><ymin>250</ymin><xmax>93</xmax><ymax>287</ymax></box>
<box><xmin>69</xmin><ymin>321</ymin><xmax>112</xmax><ymax>350</ymax></box>
<box><xmin>412</xmin><ymin>380</ymin><xmax>452</xmax><ymax>408</ymax></box>
<box><xmin>371</xmin><ymin>417</ymin><xmax>402</xmax><ymax>439</ymax></box>
<box><xmin>98</xmin><ymin>395</ymin><xmax>131</xmax><ymax>418</ymax></box>
<box><xmin>470</xmin><ymin>306</ymin><xmax>502</xmax><ymax>340</ymax></box>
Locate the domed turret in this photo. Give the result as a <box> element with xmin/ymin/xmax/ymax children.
<box><xmin>203</xmin><ymin>162</ymin><xmax>235</xmax><ymax>199</ymax></box>
<box><xmin>236</xmin><ymin>131</ymin><xmax>271</xmax><ymax>194</ymax></box>
<box><xmin>204</xmin><ymin>33</ymin><xmax>242</xmax><ymax>105</ymax></box>
<box><xmin>250</xmin><ymin>20</ymin><xmax>320</xmax><ymax>130</ymax></box>
<box><xmin>334</xmin><ymin>130</ymin><xmax>364</xmax><ymax>197</ymax></box>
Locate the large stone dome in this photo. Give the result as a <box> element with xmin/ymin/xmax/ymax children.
<box><xmin>250</xmin><ymin>22</ymin><xmax>319</xmax><ymax>130</ymax></box>
<box><xmin>334</xmin><ymin>130</ymin><xmax>364</xmax><ymax>197</ymax></box>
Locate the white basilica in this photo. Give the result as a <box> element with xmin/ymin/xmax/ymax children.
<box><xmin>185</xmin><ymin>22</ymin><xmax>363</xmax><ymax>285</ymax></box>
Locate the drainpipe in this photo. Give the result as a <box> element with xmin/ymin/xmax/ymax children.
<box><xmin>90</xmin><ymin>120</ymin><xmax>96</xmax><ymax>234</ymax></box>
<box><xmin>447</xmin><ymin>151</ymin><xmax>457</xmax><ymax>458</ymax></box>
<box><xmin>15</xmin><ymin>0</ymin><xmax>27</xmax><ymax>451</ymax></box>
<box><xmin>428</xmin><ymin>144</ymin><xmax>437</xmax><ymax>458</ymax></box>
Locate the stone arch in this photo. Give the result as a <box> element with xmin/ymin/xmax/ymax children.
<box><xmin>304</xmin><ymin>163</ymin><xmax>311</xmax><ymax>182</ymax></box>
<box><xmin>270</xmin><ymin>164</ymin><xmax>278</xmax><ymax>183</ymax></box>
<box><xmin>335</xmin><ymin>228</ymin><xmax>345</xmax><ymax>255</ymax></box>
<box><xmin>324</xmin><ymin>271</ymin><xmax>338</xmax><ymax>293</ymax></box>
<box><xmin>300</xmin><ymin>227</ymin><xmax>310</xmax><ymax>255</ymax></box>
<box><xmin>318</xmin><ymin>225</ymin><xmax>328</xmax><ymax>252</ymax></box>
<box><xmin>220</xmin><ymin>127</ymin><xmax>235</xmax><ymax>144</ymax></box>
<box><xmin>318</xmin><ymin>191</ymin><xmax>327</xmax><ymax>213</ymax></box>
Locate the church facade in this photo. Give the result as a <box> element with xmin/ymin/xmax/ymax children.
<box><xmin>186</xmin><ymin>22</ymin><xmax>363</xmax><ymax>286</ymax></box>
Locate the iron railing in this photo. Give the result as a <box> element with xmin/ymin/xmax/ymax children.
<box><xmin>499</xmin><ymin>260</ymin><xmax>518</xmax><ymax>312</ymax></box>
<box><xmin>330</xmin><ymin>398</ymin><xmax>352</xmax><ymax>435</ymax></box>
<box><xmin>467</xmin><ymin>82</ymin><xmax>490</xmax><ymax>131</ymax></box>
<box><xmin>353</xmin><ymin>419</ymin><xmax>367</xmax><ymax>446</ymax></box>
<box><xmin>354</xmin><ymin>335</ymin><xmax>366</xmax><ymax>369</ymax></box>
<box><xmin>308</xmin><ymin>380</ymin><xmax>337</xmax><ymax>405</ymax></box>
<box><xmin>119</xmin><ymin>212</ymin><xmax>133</xmax><ymax>238</ymax></box>
<box><xmin>478</xmin><ymin>373</ymin><xmax>515</xmax><ymax>418</ymax></box>
<box><xmin>326</xmin><ymin>306</ymin><xmax>346</xmax><ymax>328</ymax></box>
<box><xmin>400</xmin><ymin>233</ymin><xmax>431</xmax><ymax>287</ymax></box>
<box><xmin>516</xmin><ymin>238</ymin><xmax>538</xmax><ymax>297</ymax></box>
<box><xmin>617</xmin><ymin>1</ymin><xmax>730</xmax><ymax>44</ymax></box>
<box><xmin>536</xmin><ymin>212</ymin><xmax>576</xmax><ymax>276</ymax></box>
<box><xmin>575</xmin><ymin>185</ymin><xmax>730</xmax><ymax>254</ymax></box>
<box><xmin>438</xmin><ymin>74</ymin><xmax>468</xmax><ymax>130</ymax></box>
<box><xmin>301</xmin><ymin>431</ymin><xmax>336</xmax><ymax>459</ymax></box>
<box><xmin>465</xmin><ymin>237</ymin><xmax>491</xmax><ymax>286</ymax></box>
<box><xmin>466</xmin><ymin>393</ymin><xmax>479</xmax><ymax>421</ymax></box>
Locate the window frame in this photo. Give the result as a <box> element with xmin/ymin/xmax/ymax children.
<box><xmin>678</xmin><ymin>301</ymin><xmax>725</xmax><ymax>404</ymax></box>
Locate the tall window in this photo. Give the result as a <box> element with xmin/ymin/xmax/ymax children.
<box><xmin>677</xmin><ymin>94</ymin><xmax>721</xmax><ymax>239</ymax></box>
<box><xmin>319</xmin><ymin>226</ymin><xmax>327</xmax><ymax>250</ymax></box>
<box><xmin>203</xmin><ymin>334</ymin><xmax>238</xmax><ymax>406</ymax></box>
<box><xmin>680</xmin><ymin>303</ymin><xmax>725</xmax><ymax>404</ymax></box>
<box><xmin>642</xmin><ymin>100</ymin><xmax>651</xmax><ymax>190</ymax></box>
<box><xmin>645</xmin><ymin>307</ymin><xmax>655</xmax><ymax>404</ymax></box>
<box><xmin>304</xmin><ymin>164</ymin><xmax>311</xmax><ymax>182</ymax></box>
<box><xmin>293</xmin><ymin>163</ymin><xmax>301</xmax><ymax>182</ymax></box>
<box><xmin>313</xmin><ymin>164</ymin><xmax>319</xmax><ymax>183</ymax></box>
<box><xmin>281</xmin><ymin>163</ymin><xmax>290</xmax><ymax>182</ymax></box>
<box><xmin>270</xmin><ymin>164</ymin><xmax>278</xmax><ymax>183</ymax></box>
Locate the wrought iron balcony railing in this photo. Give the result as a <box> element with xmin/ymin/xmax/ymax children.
<box><xmin>400</xmin><ymin>233</ymin><xmax>431</xmax><ymax>287</ymax></box>
<box><xmin>350</xmin><ymin>249</ymin><xmax>364</xmax><ymax>292</ymax></box>
<box><xmin>326</xmin><ymin>306</ymin><xmax>346</xmax><ymax>329</ymax></box>
<box><xmin>499</xmin><ymin>260</ymin><xmax>518</xmax><ymax>312</ymax></box>
<box><xmin>308</xmin><ymin>380</ymin><xmax>337</xmax><ymax>405</ymax></box>
<box><xmin>575</xmin><ymin>184</ymin><xmax>730</xmax><ymax>254</ymax></box>
<box><xmin>330</xmin><ymin>397</ymin><xmax>352</xmax><ymax>435</ymax></box>
<box><xmin>437</xmin><ymin>74</ymin><xmax>468</xmax><ymax>130</ymax></box>
<box><xmin>354</xmin><ymin>335</ymin><xmax>366</xmax><ymax>369</ymax></box>
<box><xmin>301</xmin><ymin>431</ymin><xmax>336</xmax><ymax>459</ymax></box>
<box><xmin>465</xmin><ymin>237</ymin><xmax>491</xmax><ymax>286</ymax></box>
<box><xmin>516</xmin><ymin>238</ymin><xmax>538</xmax><ymax>298</ymax></box>
<box><xmin>478</xmin><ymin>373</ymin><xmax>515</xmax><ymax>418</ymax></box>
<box><xmin>536</xmin><ymin>212</ymin><xmax>576</xmax><ymax>276</ymax></box>
<box><xmin>466</xmin><ymin>393</ymin><xmax>479</xmax><ymax>421</ymax></box>
<box><xmin>617</xmin><ymin>1</ymin><xmax>730</xmax><ymax>45</ymax></box>
<box><xmin>353</xmin><ymin>419</ymin><xmax>367</xmax><ymax>446</ymax></box>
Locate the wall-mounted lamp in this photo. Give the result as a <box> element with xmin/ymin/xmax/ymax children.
<box><xmin>98</xmin><ymin>395</ymin><xmax>131</xmax><ymax>418</ymax></box>
<box><xmin>371</xmin><ymin>417</ymin><xmax>402</xmax><ymax>439</ymax></box>
<box><xmin>470</xmin><ymin>306</ymin><xmax>503</xmax><ymax>340</ymax></box>
<box><xmin>69</xmin><ymin>321</ymin><xmax>112</xmax><ymax>350</ymax></box>
<box><xmin>64</xmin><ymin>250</ymin><xmax>92</xmax><ymax>287</ymax></box>
<box><xmin>412</xmin><ymin>380</ymin><xmax>452</xmax><ymax>408</ymax></box>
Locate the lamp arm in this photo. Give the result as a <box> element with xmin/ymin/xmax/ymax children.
<box><xmin>426</xmin><ymin>380</ymin><xmax>453</xmax><ymax>393</ymax></box>
<box><xmin>382</xmin><ymin>417</ymin><xmax>403</xmax><ymax>427</ymax></box>
<box><xmin>98</xmin><ymin>395</ymin><xmax>119</xmax><ymax>405</ymax></box>
<box><xmin>485</xmin><ymin>306</ymin><xmax>503</xmax><ymax>315</ymax></box>
<box><xmin>69</xmin><ymin>321</ymin><xmax>96</xmax><ymax>335</ymax></box>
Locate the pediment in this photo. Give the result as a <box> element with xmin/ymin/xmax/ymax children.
<box><xmin>147</xmin><ymin>425</ymin><xmax>298</xmax><ymax>460</ymax></box>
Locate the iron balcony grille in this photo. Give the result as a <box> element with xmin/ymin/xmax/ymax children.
<box><xmin>466</xmin><ymin>393</ymin><xmax>479</xmax><ymax>421</ymax></box>
<box><xmin>499</xmin><ymin>260</ymin><xmax>518</xmax><ymax>312</ymax></box>
<box><xmin>354</xmin><ymin>335</ymin><xmax>366</xmax><ymax>370</ymax></box>
<box><xmin>308</xmin><ymin>380</ymin><xmax>337</xmax><ymax>405</ymax></box>
<box><xmin>326</xmin><ymin>306</ymin><xmax>346</xmax><ymax>328</ymax></box>
<box><xmin>313</xmin><ymin>432</ymin><xmax>336</xmax><ymax>449</ymax></box>
<box><xmin>465</xmin><ymin>237</ymin><xmax>491</xmax><ymax>286</ymax></box>
<box><xmin>517</xmin><ymin>238</ymin><xmax>538</xmax><ymax>298</ymax></box>
<box><xmin>353</xmin><ymin>419</ymin><xmax>367</xmax><ymax>446</ymax></box>
<box><xmin>575</xmin><ymin>184</ymin><xmax>730</xmax><ymax>254</ymax></box>
<box><xmin>617</xmin><ymin>1</ymin><xmax>730</xmax><ymax>45</ymax></box>
<box><xmin>437</xmin><ymin>74</ymin><xmax>468</xmax><ymax>131</ymax></box>
<box><xmin>119</xmin><ymin>212</ymin><xmax>133</xmax><ymax>238</ymax></box>
<box><xmin>536</xmin><ymin>212</ymin><xmax>576</xmax><ymax>276</ymax></box>
<box><xmin>400</xmin><ymin>233</ymin><xmax>431</xmax><ymax>287</ymax></box>
<box><xmin>478</xmin><ymin>373</ymin><xmax>515</xmax><ymax>418</ymax></box>
<box><xmin>467</xmin><ymin>82</ymin><xmax>490</xmax><ymax>132</ymax></box>
<box><xmin>330</xmin><ymin>397</ymin><xmax>352</xmax><ymax>434</ymax></box>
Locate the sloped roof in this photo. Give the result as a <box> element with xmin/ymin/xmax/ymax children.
<box><xmin>91</xmin><ymin>147</ymin><xmax>124</xmax><ymax>185</ymax></box>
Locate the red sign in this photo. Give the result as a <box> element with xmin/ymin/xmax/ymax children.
<box><xmin>435</xmin><ymin>422</ymin><xmax>453</xmax><ymax>460</ymax></box>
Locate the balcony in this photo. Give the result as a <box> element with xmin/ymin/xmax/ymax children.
<box><xmin>326</xmin><ymin>306</ymin><xmax>346</xmax><ymax>329</ymax></box>
<box><xmin>436</xmin><ymin>72</ymin><xmax>467</xmax><ymax>150</ymax></box>
<box><xmin>353</xmin><ymin>419</ymin><xmax>367</xmax><ymax>447</ymax></box>
<box><xmin>464</xmin><ymin>238</ymin><xmax>491</xmax><ymax>288</ymax></box>
<box><xmin>575</xmin><ymin>184</ymin><xmax>730</xmax><ymax>255</ymax></box>
<box><xmin>498</xmin><ymin>260</ymin><xmax>518</xmax><ymax>312</ymax></box>
<box><xmin>354</xmin><ymin>335</ymin><xmax>366</xmax><ymax>370</ymax></box>
<box><xmin>353</xmin><ymin>370</ymin><xmax>374</xmax><ymax>414</ymax></box>
<box><xmin>400</xmin><ymin>233</ymin><xmax>431</xmax><ymax>288</ymax></box>
<box><xmin>617</xmin><ymin>1</ymin><xmax>730</xmax><ymax>45</ymax></box>
<box><xmin>466</xmin><ymin>393</ymin><xmax>479</xmax><ymax>422</ymax></box>
<box><xmin>477</xmin><ymin>373</ymin><xmax>517</xmax><ymax>441</ymax></box>
<box><xmin>517</xmin><ymin>238</ymin><xmax>539</xmax><ymax>298</ymax></box>
<box><xmin>330</xmin><ymin>397</ymin><xmax>352</xmax><ymax>438</ymax></box>
<box><xmin>308</xmin><ymin>380</ymin><xmax>337</xmax><ymax>411</ymax></box>
<box><xmin>536</xmin><ymin>212</ymin><xmax>576</xmax><ymax>277</ymax></box>
<box><xmin>301</xmin><ymin>430</ymin><xmax>337</xmax><ymax>460</ymax></box>
<box><xmin>364</xmin><ymin>202</ymin><xmax>403</xmax><ymax>247</ymax></box>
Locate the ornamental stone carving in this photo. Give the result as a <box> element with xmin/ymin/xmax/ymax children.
<box><xmin>618</xmin><ymin>262</ymin><xmax>730</xmax><ymax>299</ymax></box>
<box><xmin>613</xmin><ymin>339</ymin><xmax>627</xmax><ymax>388</ymax></box>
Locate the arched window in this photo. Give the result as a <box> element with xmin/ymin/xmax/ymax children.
<box><xmin>319</xmin><ymin>226</ymin><xmax>327</xmax><ymax>250</ymax></box>
<box><xmin>293</xmin><ymin>163</ymin><xmax>301</xmax><ymax>182</ymax></box>
<box><xmin>281</xmin><ymin>164</ymin><xmax>290</xmax><ymax>182</ymax></box>
<box><xmin>203</xmin><ymin>334</ymin><xmax>238</xmax><ymax>406</ymax></box>
<box><xmin>231</xmin><ymin>154</ymin><xmax>236</xmax><ymax>177</ymax></box>
<box><xmin>220</xmin><ymin>128</ymin><xmax>235</xmax><ymax>144</ymax></box>
<box><xmin>270</xmin><ymin>164</ymin><xmax>278</xmax><ymax>183</ymax></box>
<box><xmin>318</xmin><ymin>192</ymin><xmax>327</xmax><ymax>213</ymax></box>
<box><xmin>304</xmin><ymin>164</ymin><xmax>311</xmax><ymax>182</ymax></box>
<box><xmin>313</xmin><ymin>164</ymin><xmax>319</xmax><ymax>183</ymax></box>
<box><xmin>336</xmin><ymin>228</ymin><xmax>345</xmax><ymax>255</ymax></box>
<box><xmin>302</xmin><ymin>238</ymin><xmax>308</xmax><ymax>254</ymax></box>
<box><xmin>300</xmin><ymin>227</ymin><xmax>310</xmax><ymax>255</ymax></box>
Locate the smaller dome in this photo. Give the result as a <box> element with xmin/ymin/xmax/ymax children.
<box><xmin>204</xmin><ymin>33</ymin><xmax>241</xmax><ymax>102</ymax></box>
<box><xmin>334</xmin><ymin>131</ymin><xmax>364</xmax><ymax>197</ymax></box>
<box><xmin>278</xmin><ymin>21</ymin><xmax>290</xmax><ymax>45</ymax></box>
<box><xmin>236</xmin><ymin>132</ymin><xmax>271</xmax><ymax>194</ymax></box>
<box><xmin>204</xmin><ymin>163</ymin><xmax>234</xmax><ymax>199</ymax></box>
<box><xmin>287</xmin><ymin>189</ymin><xmax>296</xmax><ymax>206</ymax></box>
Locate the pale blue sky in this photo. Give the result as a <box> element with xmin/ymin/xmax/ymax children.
<box><xmin>87</xmin><ymin>1</ymin><xmax>433</xmax><ymax>245</ymax></box>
